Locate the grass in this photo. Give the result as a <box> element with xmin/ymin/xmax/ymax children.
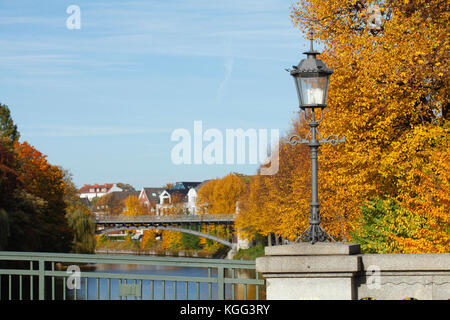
<box><xmin>233</xmin><ymin>244</ymin><xmax>265</xmax><ymax>260</ymax></box>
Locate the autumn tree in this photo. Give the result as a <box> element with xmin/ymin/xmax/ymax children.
<box><xmin>288</xmin><ymin>0</ymin><xmax>449</xmax><ymax>252</ymax></box>
<box><xmin>237</xmin><ymin>0</ymin><xmax>449</xmax><ymax>253</ymax></box>
<box><xmin>95</xmin><ymin>193</ymin><xmax>124</xmax><ymax>216</ymax></box>
<box><xmin>236</xmin><ymin>119</ymin><xmax>312</xmax><ymax>242</ymax></box>
<box><xmin>14</xmin><ymin>141</ymin><xmax>73</xmax><ymax>252</ymax></box>
<box><xmin>197</xmin><ymin>173</ymin><xmax>247</xmax><ymax>214</ymax></box>
<box><xmin>0</xmin><ymin>106</ymin><xmax>75</xmax><ymax>252</ymax></box>
<box><xmin>196</xmin><ymin>173</ymin><xmax>247</xmax><ymax>250</ymax></box>
<box><xmin>123</xmin><ymin>195</ymin><xmax>147</xmax><ymax>216</ymax></box>
<box><xmin>0</xmin><ymin>137</ymin><xmax>43</xmax><ymax>251</ymax></box>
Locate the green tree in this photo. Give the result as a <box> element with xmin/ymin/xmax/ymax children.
<box><xmin>180</xmin><ymin>232</ymin><xmax>202</xmax><ymax>250</ymax></box>
<box><xmin>0</xmin><ymin>103</ymin><xmax>20</xmax><ymax>144</ymax></box>
<box><xmin>350</xmin><ymin>198</ymin><xmax>424</xmax><ymax>253</ymax></box>
<box><xmin>66</xmin><ymin>208</ymin><xmax>96</xmax><ymax>253</ymax></box>
<box><xmin>63</xmin><ymin>169</ymin><xmax>97</xmax><ymax>253</ymax></box>
<box><xmin>0</xmin><ymin>209</ymin><xmax>9</xmax><ymax>250</ymax></box>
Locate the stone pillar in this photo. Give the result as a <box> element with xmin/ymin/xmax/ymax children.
<box><xmin>256</xmin><ymin>242</ymin><xmax>361</xmax><ymax>300</ymax></box>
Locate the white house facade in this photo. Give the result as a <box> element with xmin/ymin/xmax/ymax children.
<box><xmin>78</xmin><ymin>183</ymin><xmax>123</xmax><ymax>201</ymax></box>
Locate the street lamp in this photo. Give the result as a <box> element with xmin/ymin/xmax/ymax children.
<box><xmin>287</xmin><ymin>31</ymin><xmax>345</xmax><ymax>244</ymax></box>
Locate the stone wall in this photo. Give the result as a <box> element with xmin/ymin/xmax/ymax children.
<box><xmin>356</xmin><ymin>253</ymin><xmax>449</xmax><ymax>300</ymax></box>
<box><xmin>256</xmin><ymin>243</ymin><xmax>450</xmax><ymax>300</ymax></box>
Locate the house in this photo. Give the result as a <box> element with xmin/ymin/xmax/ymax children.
<box><xmin>138</xmin><ymin>187</ymin><xmax>165</xmax><ymax>214</ymax></box>
<box><xmin>187</xmin><ymin>180</ymin><xmax>210</xmax><ymax>214</ymax></box>
<box><xmin>78</xmin><ymin>183</ymin><xmax>123</xmax><ymax>201</ymax></box>
<box><xmin>156</xmin><ymin>182</ymin><xmax>203</xmax><ymax>215</ymax></box>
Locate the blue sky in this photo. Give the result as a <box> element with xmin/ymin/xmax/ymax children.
<box><xmin>0</xmin><ymin>0</ymin><xmax>311</xmax><ymax>190</ymax></box>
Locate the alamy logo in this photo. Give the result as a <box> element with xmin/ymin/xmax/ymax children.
<box><xmin>367</xmin><ymin>265</ymin><xmax>381</xmax><ymax>290</ymax></box>
<box><xmin>366</xmin><ymin>4</ymin><xmax>383</xmax><ymax>31</ymax></box>
<box><xmin>66</xmin><ymin>5</ymin><xmax>81</xmax><ymax>30</ymax></box>
<box><xmin>66</xmin><ymin>265</ymin><xmax>81</xmax><ymax>290</ymax></box>
<box><xmin>171</xmin><ymin>121</ymin><xmax>280</xmax><ymax>175</ymax></box>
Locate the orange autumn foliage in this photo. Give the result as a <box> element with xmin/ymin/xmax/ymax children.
<box><xmin>15</xmin><ymin>141</ymin><xmax>66</xmax><ymax>211</ymax></box>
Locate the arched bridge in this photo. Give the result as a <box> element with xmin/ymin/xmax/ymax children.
<box><xmin>95</xmin><ymin>214</ymin><xmax>236</xmax><ymax>247</ymax></box>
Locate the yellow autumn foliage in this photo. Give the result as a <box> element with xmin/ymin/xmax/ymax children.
<box><xmin>236</xmin><ymin>0</ymin><xmax>449</xmax><ymax>252</ymax></box>
<box><xmin>123</xmin><ymin>195</ymin><xmax>147</xmax><ymax>216</ymax></box>
<box><xmin>196</xmin><ymin>173</ymin><xmax>247</xmax><ymax>249</ymax></box>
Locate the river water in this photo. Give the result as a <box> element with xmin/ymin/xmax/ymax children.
<box><xmin>64</xmin><ymin>263</ymin><xmax>262</xmax><ymax>300</ymax></box>
<box><xmin>0</xmin><ymin>257</ymin><xmax>263</xmax><ymax>300</ymax></box>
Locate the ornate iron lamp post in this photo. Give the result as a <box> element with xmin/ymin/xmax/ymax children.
<box><xmin>287</xmin><ymin>31</ymin><xmax>345</xmax><ymax>244</ymax></box>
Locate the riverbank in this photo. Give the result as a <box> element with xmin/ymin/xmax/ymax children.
<box><xmin>94</xmin><ymin>234</ymin><xmax>263</xmax><ymax>260</ymax></box>
<box><xmin>95</xmin><ymin>245</ymin><xmax>264</xmax><ymax>260</ymax></box>
<box><xmin>95</xmin><ymin>248</ymin><xmax>221</xmax><ymax>258</ymax></box>
<box><xmin>232</xmin><ymin>244</ymin><xmax>265</xmax><ymax>260</ymax></box>
<box><xmin>95</xmin><ymin>238</ymin><xmax>230</xmax><ymax>258</ymax></box>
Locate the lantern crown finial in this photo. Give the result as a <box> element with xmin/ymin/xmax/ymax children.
<box><xmin>304</xmin><ymin>28</ymin><xmax>319</xmax><ymax>59</ymax></box>
<box><xmin>308</xmin><ymin>29</ymin><xmax>314</xmax><ymax>52</ymax></box>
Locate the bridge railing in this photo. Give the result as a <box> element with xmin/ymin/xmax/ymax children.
<box><xmin>96</xmin><ymin>214</ymin><xmax>236</xmax><ymax>223</ymax></box>
<box><xmin>0</xmin><ymin>251</ymin><xmax>265</xmax><ymax>300</ymax></box>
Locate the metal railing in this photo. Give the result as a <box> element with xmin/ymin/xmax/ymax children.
<box><xmin>95</xmin><ymin>214</ymin><xmax>235</xmax><ymax>223</ymax></box>
<box><xmin>0</xmin><ymin>251</ymin><xmax>265</xmax><ymax>300</ymax></box>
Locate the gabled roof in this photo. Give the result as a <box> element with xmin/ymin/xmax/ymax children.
<box><xmin>171</xmin><ymin>182</ymin><xmax>201</xmax><ymax>190</ymax></box>
<box><xmin>140</xmin><ymin>187</ymin><xmax>165</xmax><ymax>202</ymax></box>
<box><xmin>166</xmin><ymin>182</ymin><xmax>201</xmax><ymax>197</ymax></box>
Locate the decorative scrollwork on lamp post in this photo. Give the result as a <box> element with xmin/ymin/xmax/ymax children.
<box><xmin>285</xmin><ymin>31</ymin><xmax>345</xmax><ymax>244</ymax></box>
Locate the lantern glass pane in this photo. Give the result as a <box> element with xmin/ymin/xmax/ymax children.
<box><xmin>299</xmin><ymin>76</ymin><xmax>327</xmax><ymax>106</ymax></box>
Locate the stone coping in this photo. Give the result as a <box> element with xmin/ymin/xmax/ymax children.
<box><xmin>264</xmin><ymin>242</ymin><xmax>361</xmax><ymax>256</ymax></box>
<box><xmin>361</xmin><ymin>253</ymin><xmax>450</xmax><ymax>271</ymax></box>
<box><xmin>256</xmin><ymin>255</ymin><xmax>360</xmax><ymax>274</ymax></box>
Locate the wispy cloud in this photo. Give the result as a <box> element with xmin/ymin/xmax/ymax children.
<box><xmin>217</xmin><ymin>41</ymin><xmax>233</xmax><ymax>101</ymax></box>
<box><xmin>21</xmin><ymin>124</ymin><xmax>172</xmax><ymax>137</ymax></box>
<box><xmin>0</xmin><ymin>0</ymin><xmax>300</xmax><ymax>73</ymax></box>
<box><xmin>0</xmin><ymin>16</ymin><xmax>61</xmax><ymax>25</ymax></box>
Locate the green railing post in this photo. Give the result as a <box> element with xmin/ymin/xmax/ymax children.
<box><xmin>217</xmin><ymin>267</ymin><xmax>225</xmax><ymax>300</ymax></box>
<box><xmin>38</xmin><ymin>259</ymin><xmax>45</xmax><ymax>300</ymax></box>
